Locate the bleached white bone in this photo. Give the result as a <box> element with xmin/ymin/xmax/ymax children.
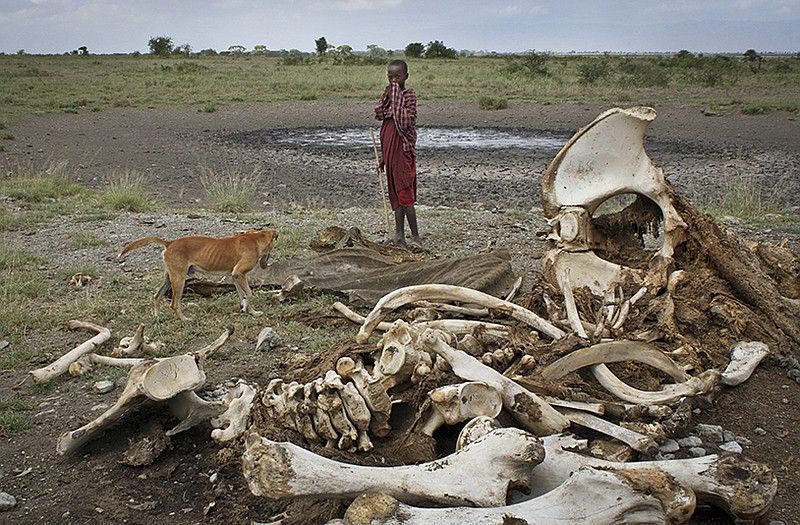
<box><xmin>542</xmin><ymin>106</ymin><xmax>686</xmax><ymax>259</ymax></box>
<box><xmin>323</xmin><ymin>371</ymin><xmax>374</xmax><ymax>452</ymax></box>
<box><xmin>591</xmin><ymin>364</ymin><xmax>719</xmax><ymax>405</ymax></box>
<box><xmin>56</xmin><ymin>327</ymin><xmax>232</xmax><ymax>455</ymax></box>
<box><xmin>419</xmin><ymin>328</ymin><xmax>569</xmax><ymax>435</ymax></box>
<box><xmin>336</xmin><ymin>357</ymin><xmax>392</xmax><ymax>437</ymax></box>
<box><xmin>30</xmin><ymin>320</ymin><xmax>112</xmax><ymax>383</ymax></box>
<box><xmin>720</xmin><ymin>341</ymin><xmax>770</xmax><ymax>386</ymax></box>
<box><xmin>242</xmin><ymin>427</ymin><xmax>544</xmax><ymax>507</ymax></box>
<box><xmin>559</xmin><ymin>408</ymin><xmax>658</xmax><ymax>455</ymax></box>
<box><xmin>333</xmin><ymin>301</ymin><xmax>511</xmax><ymax>339</ymax></box>
<box><xmin>167</xmin><ymin>391</ymin><xmax>227</xmax><ymax>436</ymax></box>
<box><xmin>338</xmin><ymin>467</ymin><xmax>695</xmax><ymax>525</ymax></box>
<box><xmin>541</xmin><ymin>340</ymin><xmax>690</xmax><ymax>382</ymax></box>
<box><xmin>420</xmin><ymin>382</ymin><xmax>502</xmax><ymax>436</ymax></box>
<box><xmin>210</xmin><ymin>380</ymin><xmax>257</xmax><ymax>443</ymax></box>
<box><xmin>356</xmin><ymin>284</ymin><xmax>564</xmax><ymax>343</ymax></box>
<box><xmin>561</xmin><ymin>270</ymin><xmax>588</xmax><ymax>338</ymax></box>
<box><xmin>315</xmin><ymin>377</ymin><xmax>358</xmax><ymax>451</ymax></box>
<box><xmin>530</xmin><ymin>434</ymin><xmax>777</xmax><ymax>523</ymax></box>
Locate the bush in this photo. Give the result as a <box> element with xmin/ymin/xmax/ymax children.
<box><xmin>478</xmin><ymin>96</ymin><xmax>508</xmax><ymax>110</ymax></box>
<box><xmin>505</xmin><ymin>51</ymin><xmax>550</xmax><ymax>77</ymax></box>
<box><xmin>199</xmin><ymin>163</ymin><xmax>261</xmax><ymax>213</ymax></box>
<box><xmin>578</xmin><ymin>60</ymin><xmax>611</xmax><ymax>85</ymax></box>
<box><xmin>101</xmin><ymin>169</ymin><xmax>156</xmax><ymax>211</ymax></box>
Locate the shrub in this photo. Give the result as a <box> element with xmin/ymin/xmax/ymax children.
<box><xmin>101</xmin><ymin>169</ymin><xmax>156</xmax><ymax>211</ymax></box>
<box><xmin>578</xmin><ymin>60</ymin><xmax>612</xmax><ymax>85</ymax></box>
<box><xmin>478</xmin><ymin>96</ymin><xmax>508</xmax><ymax>110</ymax></box>
<box><xmin>199</xmin><ymin>163</ymin><xmax>261</xmax><ymax>212</ymax></box>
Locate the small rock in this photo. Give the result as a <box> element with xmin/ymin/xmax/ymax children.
<box><xmin>94</xmin><ymin>380</ymin><xmax>115</xmax><ymax>394</ymax></box>
<box><xmin>0</xmin><ymin>492</ymin><xmax>17</xmax><ymax>511</ymax></box>
<box><xmin>687</xmin><ymin>447</ymin><xmax>707</xmax><ymax>457</ymax></box>
<box><xmin>256</xmin><ymin>327</ymin><xmax>282</xmax><ymax>352</ymax></box>
<box><xmin>659</xmin><ymin>439</ymin><xmax>680</xmax><ymax>454</ymax></box>
<box><xmin>695</xmin><ymin>424</ymin><xmax>724</xmax><ymax>443</ymax></box>
<box><xmin>754</xmin><ymin>427</ymin><xmax>768</xmax><ymax>436</ymax></box>
<box><xmin>0</xmin><ymin>340</ymin><xmax>10</xmax><ymax>352</ymax></box>
<box><xmin>677</xmin><ymin>436</ymin><xmax>703</xmax><ymax>448</ymax></box>
<box><xmin>720</xmin><ymin>441</ymin><xmax>743</xmax><ymax>454</ymax></box>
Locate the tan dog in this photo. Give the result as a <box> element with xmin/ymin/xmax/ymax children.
<box><xmin>118</xmin><ymin>229</ymin><xmax>278</xmax><ymax>320</ymax></box>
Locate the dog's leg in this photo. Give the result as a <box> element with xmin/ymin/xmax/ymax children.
<box><xmin>233</xmin><ymin>271</ymin><xmax>262</xmax><ymax>317</ymax></box>
<box><xmin>153</xmin><ymin>272</ymin><xmax>171</xmax><ymax>317</ymax></box>
<box><xmin>169</xmin><ymin>269</ymin><xmax>191</xmax><ymax>321</ymax></box>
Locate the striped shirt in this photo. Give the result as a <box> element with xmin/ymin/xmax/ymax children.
<box><xmin>375</xmin><ymin>83</ymin><xmax>417</xmax><ymax>153</ymax></box>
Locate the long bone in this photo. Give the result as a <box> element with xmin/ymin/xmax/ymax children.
<box><xmin>336</xmin><ymin>467</ymin><xmax>695</xmax><ymax>525</ymax></box>
<box><xmin>419</xmin><ymin>328</ymin><xmax>570</xmax><ymax>435</ymax></box>
<box><xmin>591</xmin><ymin>365</ymin><xmax>719</xmax><ymax>405</ymax></box>
<box><xmin>356</xmin><ymin>284</ymin><xmax>565</xmax><ymax>343</ymax></box>
<box><xmin>541</xmin><ymin>340</ymin><xmax>690</xmax><ymax>382</ymax></box>
<box><xmin>528</xmin><ymin>434</ymin><xmax>777</xmax><ymax>523</ymax></box>
<box><xmin>30</xmin><ymin>320</ymin><xmax>112</xmax><ymax>383</ymax></box>
<box><xmin>333</xmin><ymin>300</ymin><xmax>512</xmax><ymax>340</ymax></box>
<box><xmin>56</xmin><ymin>327</ymin><xmax>233</xmax><ymax>455</ymax></box>
<box><xmin>242</xmin><ymin>427</ymin><xmax>545</xmax><ymax>507</ymax></box>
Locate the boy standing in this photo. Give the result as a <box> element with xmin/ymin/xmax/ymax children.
<box><xmin>374</xmin><ymin>59</ymin><xmax>422</xmax><ymax>249</ymax></box>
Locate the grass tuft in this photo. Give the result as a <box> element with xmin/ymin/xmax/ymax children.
<box><xmin>100</xmin><ymin>169</ymin><xmax>157</xmax><ymax>211</ymax></box>
<box><xmin>199</xmin><ymin>163</ymin><xmax>261</xmax><ymax>212</ymax></box>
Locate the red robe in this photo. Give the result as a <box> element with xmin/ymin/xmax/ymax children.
<box><xmin>375</xmin><ymin>83</ymin><xmax>417</xmax><ymax>209</ymax></box>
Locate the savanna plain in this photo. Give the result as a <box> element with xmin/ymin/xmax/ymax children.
<box><xmin>1</xmin><ymin>53</ymin><xmax>800</xmax><ymax>524</ymax></box>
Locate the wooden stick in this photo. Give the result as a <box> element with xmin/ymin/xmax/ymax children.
<box><xmin>370</xmin><ymin>127</ymin><xmax>392</xmax><ymax>236</ymax></box>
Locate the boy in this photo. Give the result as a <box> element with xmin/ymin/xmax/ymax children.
<box><xmin>374</xmin><ymin>59</ymin><xmax>422</xmax><ymax>249</ymax></box>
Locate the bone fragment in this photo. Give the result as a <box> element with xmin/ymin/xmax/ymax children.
<box><xmin>30</xmin><ymin>320</ymin><xmax>112</xmax><ymax>383</ymax></box>
<box><xmin>541</xmin><ymin>340</ymin><xmax>690</xmax><ymax>382</ymax></box>
<box><xmin>420</xmin><ymin>382</ymin><xmax>502</xmax><ymax>436</ymax></box>
<box><xmin>210</xmin><ymin>380</ymin><xmax>257</xmax><ymax>443</ymax></box>
<box><xmin>242</xmin><ymin>427</ymin><xmax>544</xmax><ymax>507</ymax></box>
<box><xmin>720</xmin><ymin>341</ymin><xmax>770</xmax><ymax>386</ymax></box>
<box><xmin>338</xmin><ymin>467</ymin><xmax>695</xmax><ymax>525</ymax></box>
<box><xmin>592</xmin><ymin>364</ymin><xmax>719</xmax><ymax>405</ymax></box>
<box><xmin>336</xmin><ymin>357</ymin><xmax>392</xmax><ymax>437</ymax></box>
<box><xmin>419</xmin><ymin>328</ymin><xmax>569</xmax><ymax>435</ymax></box>
<box><xmin>69</xmin><ymin>353</ymin><xmax>146</xmax><ymax>376</ymax></box>
<box><xmin>56</xmin><ymin>327</ymin><xmax>232</xmax><ymax>455</ymax></box>
<box><xmin>356</xmin><ymin>284</ymin><xmax>564</xmax><ymax>343</ymax></box>
<box><xmin>167</xmin><ymin>391</ymin><xmax>227</xmax><ymax>436</ymax></box>
<box><xmin>561</xmin><ymin>270</ymin><xmax>588</xmax><ymax>338</ymax></box>
<box><xmin>560</xmin><ymin>408</ymin><xmax>659</xmax><ymax>455</ymax></box>
<box><xmin>532</xmin><ymin>434</ymin><xmax>777</xmax><ymax>523</ymax></box>
<box><xmin>315</xmin><ymin>377</ymin><xmax>358</xmax><ymax>451</ymax></box>
<box><xmin>111</xmin><ymin>323</ymin><xmax>146</xmax><ymax>357</ymax></box>
<box><xmin>323</xmin><ymin>371</ymin><xmax>374</xmax><ymax>452</ymax></box>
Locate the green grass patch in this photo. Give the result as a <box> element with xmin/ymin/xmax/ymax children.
<box><xmin>199</xmin><ymin>163</ymin><xmax>261</xmax><ymax>212</ymax></box>
<box><xmin>0</xmin><ymin>398</ymin><xmax>35</xmax><ymax>434</ymax></box>
<box><xmin>100</xmin><ymin>169</ymin><xmax>158</xmax><ymax>211</ymax></box>
<box><xmin>68</xmin><ymin>231</ymin><xmax>107</xmax><ymax>250</ymax></box>
<box><xmin>478</xmin><ymin>95</ymin><xmax>508</xmax><ymax>110</ymax></box>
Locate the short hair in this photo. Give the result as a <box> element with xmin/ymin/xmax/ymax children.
<box><xmin>388</xmin><ymin>59</ymin><xmax>408</xmax><ymax>74</ymax></box>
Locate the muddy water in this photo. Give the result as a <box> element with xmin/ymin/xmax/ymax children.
<box><xmin>254</xmin><ymin>126</ymin><xmax>568</xmax><ymax>151</ymax></box>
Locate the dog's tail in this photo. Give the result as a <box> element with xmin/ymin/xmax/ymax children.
<box><xmin>117</xmin><ymin>237</ymin><xmax>170</xmax><ymax>259</ymax></box>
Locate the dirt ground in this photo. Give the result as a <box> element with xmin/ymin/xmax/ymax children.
<box><xmin>1</xmin><ymin>100</ymin><xmax>800</xmax><ymax>525</ymax></box>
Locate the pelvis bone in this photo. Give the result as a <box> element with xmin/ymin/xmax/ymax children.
<box><xmin>541</xmin><ymin>106</ymin><xmax>688</xmax><ymax>296</ymax></box>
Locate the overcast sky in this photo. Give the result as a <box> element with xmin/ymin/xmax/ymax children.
<box><xmin>1</xmin><ymin>0</ymin><xmax>798</xmax><ymax>55</ymax></box>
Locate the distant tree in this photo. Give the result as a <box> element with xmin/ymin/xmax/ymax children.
<box><xmin>367</xmin><ymin>44</ymin><xmax>387</xmax><ymax>58</ymax></box>
<box><xmin>424</xmin><ymin>40</ymin><xmax>458</xmax><ymax>59</ymax></box>
<box><xmin>228</xmin><ymin>45</ymin><xmax>246</xmax><ymax>56</ymax></box>
<box><xmin>315</xmin><ymin>36</ymin><xmax>329</xmax><ymax>57</ymax></box>
<box><xmin>16</xmin><ymin>49</ymin><xmax>25</xmax><ymax>55</ymax></box>
<box><xmin>743</xmin><ymin>48</ymin><xmax>762</xmax><ymax>71</ymax></box>
<box><xmin>148</xmin><ymin>36</ymin><xmax>174</xmax><ymax>56</ymax></box>
<box><xmin>252</xmin><ymin>45</ymin><xmax>268</xmax><ymax>55</ymax></box>
<box><xmin>173</xmin><ymin>43</ymin><xmax>192</xmax><ymax>56</ymax></box>
<box><xmin>674</xmin><ymin>49</ymin><xmax>694</xmax><ymax>59</ymax></box>
<box><xmin>405</xmin><ymin>42</ymin><xmax>424</xmax><ymax>58</ymax></box>
<box><xmin>199</xmin><ymin>48</ymin><xmax>218</xmax><ymax>56</ymax></box>
<box><xmin>78</xmin><ymin>46</ymin><xmax>88</xmax><ymax>55</ymax></box>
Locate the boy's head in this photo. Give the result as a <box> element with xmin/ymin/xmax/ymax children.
<box><xmin>387</xmin><ymin>59</ymin><xmax>409</xmax><ymax>88</ymax></box>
